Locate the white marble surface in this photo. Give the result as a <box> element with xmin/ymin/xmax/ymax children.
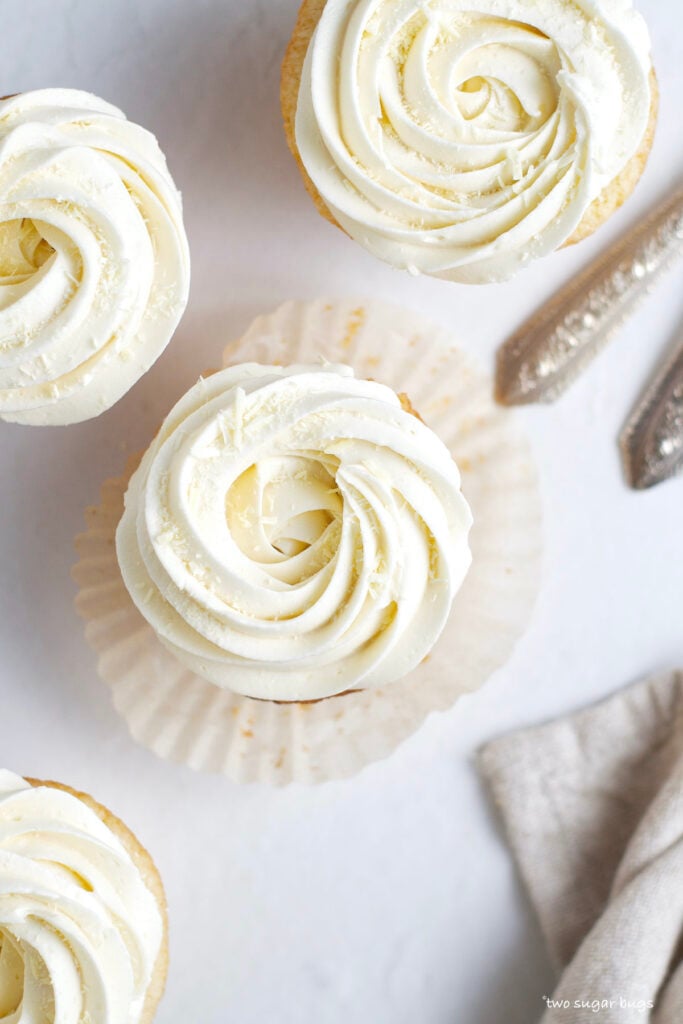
<box><xmin>0</xmin><ymin>2</ymin><xmax>681</xmax><ymax>1021</ymax></box>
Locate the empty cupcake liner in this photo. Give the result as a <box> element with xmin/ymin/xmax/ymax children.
<box><xmin>74</xmin><ymin>298</ymin><xmax>542</xmax><ymax>784</ymax></box>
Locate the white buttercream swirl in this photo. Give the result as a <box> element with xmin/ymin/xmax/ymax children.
<box><xmin>295</xmin><ymin>0</ymin><xmax>652</xmax><ymax>283</ymax></box>
<box><xmin>116</xmin><ymin>363</ymin><xmax>472</xmax><ymax>701</ymax></box>
<box><xmin>0</xmin><ymin>89</ymin><xmax>190</xmax><ymax>425</ymax></box>
<box><xmin>0</xmin><ymin>771</ymin><xmax>163</xmax><ymax>1024</ymax></box>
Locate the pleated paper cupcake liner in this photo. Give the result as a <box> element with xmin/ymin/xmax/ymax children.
<box><xmin>74</xmin><ymin>299</ymin><xmax>542</xmax><ymax>784</ymax></box>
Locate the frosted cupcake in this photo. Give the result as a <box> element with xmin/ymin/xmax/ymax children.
<box><xmin>0</xmin><ymin>89</ymin><xmax>190</xmax><ymax>425</ymax></box>
<box><xmin>0</xmin><ymin>771</ymin><xmax>167</xmax><ymax>1023</ymax></box>
<box><xmin>116</xmin><ymin>363</ymin><xmax>473</xmax><ymax>702</ymax></box>
<box><xmin>282</xmin><ymin>0</ymin><xmax>657</xmax><ymax>284</ymax></box>
<box><xmin>75</xmin><ymin>300</ymin><xmax>542</xmax><ymax>783</ymax></box>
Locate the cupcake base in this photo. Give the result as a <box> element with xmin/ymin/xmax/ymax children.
<box><xmin>26</xmin><ymin>778</ymin><xmax>168</xmax><ymax>1024</ymax></box>
<box><xmin>566</xmin><ymin>69</ymin><xmax>659</xmax><ymax>247</ymax></box>
<box><xmin>74</xmin><ymin>299</ymin><xmax>542</xmax><ymax>785</ymax></box>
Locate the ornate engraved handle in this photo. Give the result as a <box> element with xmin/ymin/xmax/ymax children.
<box><xmin>620</xmin><ymin>324</ymin><xmax>683</xmax><ymax>489</ymax></box>
<box><xmin>495</xmin><ymin>182</ymin><xmax>683</xmax><ymax>406</ymax></box>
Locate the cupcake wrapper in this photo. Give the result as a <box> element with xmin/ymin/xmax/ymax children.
<box><xmin>74</xmin><ymin>299</ymin><xmax>542</xmax><ymax>784</ymax></box>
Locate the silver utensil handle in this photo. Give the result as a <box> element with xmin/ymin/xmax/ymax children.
<box><xmin>620</xmin><ymin>325</ymin><xmax>683</xmax><ymax>489</ymax></box>
<box><xmin>496</xmin><ymin>182</ymin><xmax>683</xmax><ymax>406</ymax></box>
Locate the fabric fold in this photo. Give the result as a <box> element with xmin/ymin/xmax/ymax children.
<box><xmin>479</xmin><ymin>671</ymin><xmax>683</xmax><ymax>1023</ymax></box>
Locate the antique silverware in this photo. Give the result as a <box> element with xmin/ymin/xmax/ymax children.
<box><xmin>496</xmin><ymin>181</ymin><xmax>683</xmax><ymax>406</ymax></box>
<box><xmin>620</xmin><ymin>322</ymin><xmax>683</xmax><ymax>489</ymax></box>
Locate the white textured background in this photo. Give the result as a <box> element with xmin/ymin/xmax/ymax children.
<box><xmin>0</xmin><ymin>2</ymin><xmax>682</xmax><ymax>1022</ymax></box>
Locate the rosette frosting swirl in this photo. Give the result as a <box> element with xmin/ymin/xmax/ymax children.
<box><xmin>295</xmin><ymin>0</ymin><xmax>652</xmax><ymax>283</ymax></box>
<box><xmin>0</xmin><ymin>89</ymin><xmax>190</xmax><ymax>425</ymax></box>
<box><xmin>0</xmin><ymin>772</ymin><xmax>163</xmax><ymax>1024</ymax></box>
<box><xmin>117</xmin><ymin>363</ymin><xmax>472</xmax><ymax>701</ymax></box>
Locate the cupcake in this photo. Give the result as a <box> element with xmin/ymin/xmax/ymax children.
<box><xmin>0</xmin><ymin>89</ymin><xmax>190</xmax><ymax>426</ymax></box>
<box><xmin>75</xmin><ymin>299</ymin><xmax>542</xmax><ymax>783</ymax></box>
<box><xmin>116</xmin><ymin>362</ymin><xmax>473</xmax><ymax>702</ymax></box>
<box><xmin>0</xmin><ymin>770</ymin><xmax>167</xmax><ymax>1023</ymax></box>
<box><xmin>282</xmin><ymin>0</ymin><xmax>657</xmax><ymax>284</ymax></box>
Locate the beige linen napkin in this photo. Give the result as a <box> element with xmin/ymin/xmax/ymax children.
<box><xmin>479</xmin><ymin>670</ymin><xmax>683</xmax><ymax>1023</ymax></box>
